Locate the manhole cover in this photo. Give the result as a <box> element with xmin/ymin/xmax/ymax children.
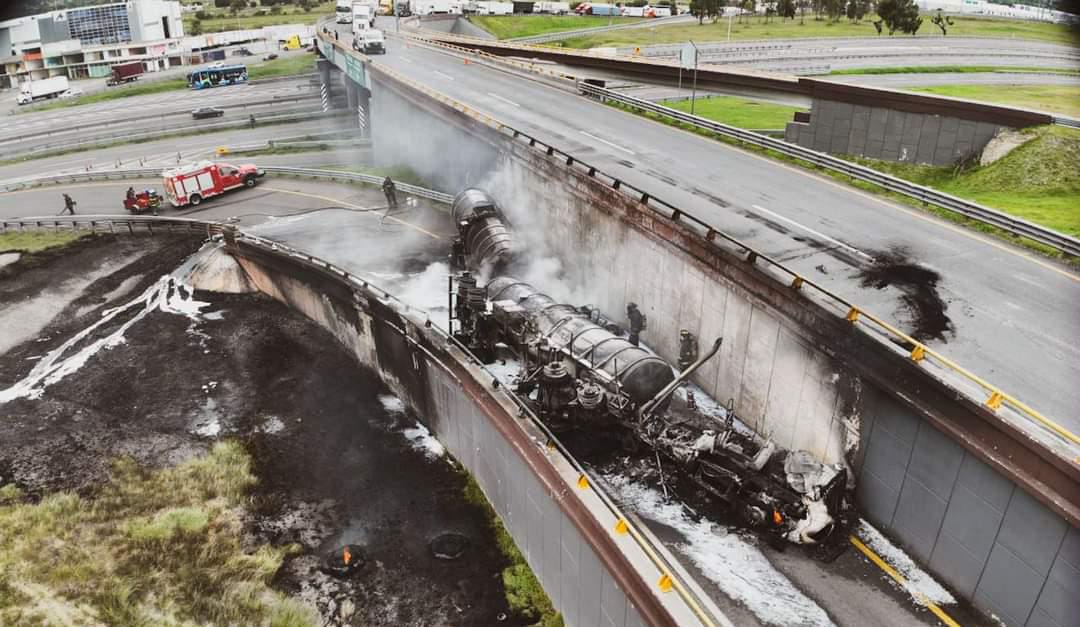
<box><xmin>320</xmin><ymin>544</ymin><xmax>365</xmax><ymax>578</ymax></box>
<box><xmin>429</xmin><ymin>532</ymin><xmax>470</xmax><ymax>560</ymax></box>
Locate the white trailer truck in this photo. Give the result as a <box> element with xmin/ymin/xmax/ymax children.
<box><xmin>17</xmin><ymin>76</ymin><xmax>70</xmax><ymax>105</ymax></box>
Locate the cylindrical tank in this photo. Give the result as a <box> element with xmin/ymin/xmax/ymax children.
<box><xmin>451</xmin><ymin>188</ymin><xmax>522</xmax><ymax>271</ymax></box>
<box><xmin>487</xmin><ymin>276</ymin><xmax>674</xmax><ymax>405</ymax></box>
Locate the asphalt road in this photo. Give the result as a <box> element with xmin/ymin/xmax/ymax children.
<box><xmin>362</xmin><ymin>25</ymin><xmax>1080</xmax><ymax>436</ymax></box>
<box><xmin>616</xmin><ymin>37</ymin><xmax>1080</xmax><ymax>73</ymax></box>
<box><xmin>0</xmin><ymin>78</ymin><xmax>321</xmax><ymax>155</ymax></box>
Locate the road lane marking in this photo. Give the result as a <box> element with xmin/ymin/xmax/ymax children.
<box><xmin>849</xmin><ymin>535</ymin><xmax>961</xmax><ymax>627</ymax></box>
<box><xmin>579</xmin><ymin>130</ymin><xmax>636</xmax><ymax>156</ymax></box>
<box><xmin>400</xmin><ymin>56</ymin><xmax>413</xmax><ymax>63</ymax></box>
<box><xmin>487</xmin><ymin>92</ymin><xmax>520</xmax><ymax>107</ymax></box>
<box><xmin>751</xmin><ymin>204</ymin><xmax>875</xmax><ymax>262</ymax></box>
<box><xmin>433</xmin><ymin>70</ymin><xmax>455</xmax><ymax>81</ymax></box>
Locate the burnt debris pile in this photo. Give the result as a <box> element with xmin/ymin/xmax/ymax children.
<box><xmin>447</xmin><ymin>189</ymin><xmax>852</xmax><ymax>549</ymax></box>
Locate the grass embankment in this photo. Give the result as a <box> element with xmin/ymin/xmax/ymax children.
<box><xmin>316</xmin><ymin>164</ymin><xmax>431</xmax><ymax>187</ymax></box>
<box><xmin>0</xmin><ymin>442</ymin><xmax>317</xmax><ymax>626</ymax></box>
<box><xmin>663</xmin><ymin>95</ymin><xmax>800</xmax><ymax>129</ymax></box>
<box><xmin>0</xmin><ymin>231</ymin><xmax>87</xmax><ymax>254</ymax></box>
<box><xmin>851</xmin><ymin>125</ymin><xmax>1080</xmax><ymax>237</ymax></box>
<box><xmin>831</xmin><ymin>65</ymin><xmax>1080</xmax><ymax>76</ymax></box>
<box><xmin>470</xmin><ymin>15</ymin><xmax>638</xmax><ymax>39</ymax></box>
<box><xmin>184</xmin><ymin>2</ymin><xmax>334</xmax><ymax>33</ymax></box>
<box><xmin>232</xmin><ymin>143</ymin><xmax>333</xmax><ymax>157</ymax></box>
<box><xmin>557</xmin><ymin>15</ymin><xmax>1076</xmax><ymax>48</ymax></box>
<box><xmin>22</xmin><ymin>53</ymin><xmax>315</xmax><ymax>114</ymax></box>
<box><xmin>606</xmin><ymin>99</ymin><xmax>1077</xmax><ymax>259</ymax></box>
<box><xmin>462</xmin><ymin>476</ymin><xmax>564</xmax><ymax>627</ymax></box>
<box><xmin>910</xmin><ymin>84</ymin><xmax>1080</xmax><ymax>119</ymax></box>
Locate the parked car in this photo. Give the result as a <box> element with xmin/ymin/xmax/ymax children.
<box><xmin>191</xmin><ymin>107</ymin><xmax>224</xmax><ymax>119</ymax></box>
<box><xmin>264</xmin><ymin>53</ymin><xmax>279</xmax><ymax>61</ymax></box>
<box><xmin>58</xmin><ymin>88</ymin><xmax>85</xmax><ymax>99</ymax></box>
<box><xmin>231</xmin><ymin>47</ymin><xmax>253</xmax><ymax>57</ymax></box>
<box><xmin>207</xmin><ymin>61</ymin><xmax>226</xmax><ymax>69</ymax></box>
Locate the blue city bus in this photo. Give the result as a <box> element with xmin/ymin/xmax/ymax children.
<box><xmin>187</xmin><ymin>64</ymin><xmax>248</xmax><ymax>89</ymax></box>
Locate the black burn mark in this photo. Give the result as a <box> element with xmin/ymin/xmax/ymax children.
<box><xmin>856</xmin><ymin>247</ymin><xmax>953</xmax><ymax>343</ymax></box>
<box><xmin>738</xmin><ymin>209</ymin><xmax>865</xmax><ymax>268</ymax></box>
<box><xmin>689</xmin><ymin>187</ymin><xmax>730</xmax><ymax>208</ymax></box>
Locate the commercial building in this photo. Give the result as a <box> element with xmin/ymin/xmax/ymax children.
<box><xmin>0</xmin><ymin>0</ymin><xmax>185</xmax><ymax>89</ymax></box>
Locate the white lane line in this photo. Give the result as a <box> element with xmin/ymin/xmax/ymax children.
<box><xmin>400</xmin><ymin>57</ymin><xmax>414</xmax><ymax>64</ymax></box>
<box><xmin>751</xmin><ymin>204</ymin><xmax>875</xmax><ymax>262</ymax></box>
<box><xmin>579</xmin><ymin>130</ymin><xmax>636</xmax><ymax>156</ymax></box>
<box><xmin>487</xmin><ymin>92</ymin><xmax>520</xmax><ymax>107</ymax></box>
<box><xmin>433</xmin><ymin>70</ymin><xmax>455</xmax><ymax>81</ymax></box>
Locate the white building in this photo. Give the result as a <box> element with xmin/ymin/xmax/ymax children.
<box><xmin>0</xmin><ymin>0</ymin><xmax>185</xmax><ymax>88</ymax></box>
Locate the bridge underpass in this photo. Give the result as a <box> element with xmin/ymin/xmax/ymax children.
<box><xmin>314</xmin><ymin>22</ymin><xmax>1078</xmax><ymax>627</ymax></box>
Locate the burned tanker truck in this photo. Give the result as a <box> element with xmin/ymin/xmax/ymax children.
<box><xmin>447</xmin><ymin>188</ymin><xmax>851</xmax><ymax>548</ymax></box>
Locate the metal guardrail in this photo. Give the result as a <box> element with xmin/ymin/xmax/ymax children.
<box><xmin>351</xmin><ymin>43</ymin><xmax>1080</xmax><ymax>451</ymax></box>
<box><xmin>578</xmin><ymin>83</ymin><xmax>1080</xmax><ymax>257</ymax></box>
<box><xmin>6</xmin><ymin>108</ymin><xmax>340</xmax><ymax>158</ymax></box>
<box><xmin>0</xmin><ymin>165</ymin><xmax>454</xmax><ymax>205</ymax></box>
<box><xmin>1054</xmin><ymin>116</ymin><xmax>1080</xmax><ymax>129</ymax></box>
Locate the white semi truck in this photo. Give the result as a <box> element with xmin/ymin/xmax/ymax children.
<box><xmin>17</xmin><ymin>76</ymin><xmax>70</xmax><ymax>105</ymax></box>
<box><xmin>336</xmin><ymin>0</ymin><xmax>353</xmax><ymax>23</ymax></box>
<box><xmin>352</xmin><ymin>0</ymin><xmax>376</xmax><ymax>30</ymax></box>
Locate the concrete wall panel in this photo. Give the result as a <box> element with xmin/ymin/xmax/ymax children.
<box><xmin>738</xmin><ymin>306</ymin><xmax>781</xmax><ymax>431</ymax></box>
<box><xmin>763</xmin><ymin>326</ymin><xmax>812</xmax><ymax>452</ymax></box>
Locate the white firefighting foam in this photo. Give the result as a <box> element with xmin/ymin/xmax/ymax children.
<box><xmin>857</xmin><ymin>520</ymin><xmax>956</xmax><ymax>606</ymax></box>
<box><xmin>604</xmin><ymin>474</ymin><xmax>836</xmax><ymax>627</ymax></box>
<box><xmin>0</xmin><ymin>276</ymin><xmax>208</xmax><ymax>404</ymax></box>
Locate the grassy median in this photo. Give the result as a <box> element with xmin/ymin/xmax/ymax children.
<box><xmin>910</xmin><ymin>84</ymin><xmax>1080</xmax><ymax>119</ymax></box>
<box><xmin>0</xmin><ymin>231</ymin><xmax>88</xmax><ymax>254</ymax></box>
<box><xmin>849</xmin><ymin>125</ymin><xmax>1080</xmax><ymax>237</ymax></box>
<box><xmin>184</xmin><ymin>1</ymin><xmax>334</xmax><ymax>33</ymax></box>
<box><xmin>557</xmin><ymin>15</ymin><xmax>1076</xmax><ymax>48</ymax></box>
<box><xmin>471</xmin><ymin>15</ymin><xmax>638</xmax><ymax>39</ymax></box>
<box><xmin>663</xmin><ymin>95</ymin><xmax>800</xmax><ymax>130</ymax></box>
<box><xmin>0</xmin><ymin>442</ymin><xmax>316</xmax><ymax>626</ymax></box>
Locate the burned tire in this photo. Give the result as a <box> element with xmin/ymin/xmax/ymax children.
<box><xmin>189</xmin><ymin>194</ymin><xmax>202</xmax><ymax>206</ymax></box>
<box><xmin>243</xmin><ymin>175</ymin><xmax>257</xmax><ymax>188</ymax></box>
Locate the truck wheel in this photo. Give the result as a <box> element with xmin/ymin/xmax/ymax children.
<box><xmin>189</xmin><ymin>194</ymin><xmax>202</xmax><ymax>206</ymax></box>
<box><xmin>244</xmin><ymin>175</ymin><xmax>257</xmax><ymax>188</ymax></box>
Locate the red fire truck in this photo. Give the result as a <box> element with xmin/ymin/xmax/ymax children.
<box><xmin>162</xmin><ymin>161</ymin><xmax>264</xmax><ymax>208</ymax></box>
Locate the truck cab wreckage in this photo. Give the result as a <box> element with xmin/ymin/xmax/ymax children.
<box><xmin>448</xmin><ymin>188</ymin><xmax>852</xmax><ymax>549</ymax></box>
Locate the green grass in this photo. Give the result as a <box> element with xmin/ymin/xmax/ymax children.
<box><xmin>605</xmin><ymin>99</ymin><xmax>1077</xmax><ymax>261</ymax></box>
<box><xmin>909</xmin><ymin>84</ymin><xmax>1080</xmax><ymax>118</ymax></box>
<box><xmin>470</xmin><ymin>15</ymin><xmax>639</xmax><ymax>39</ymax></box>
<box><xmin>663</xmin><ymin>95</ymin><xmax>800</xmax><ymax>129</ymax></box>
<box><xmin>463</xmin><ymin>476</ymin><xmax>564</xmax><ymax>627</ymax></box>
<box><xmin>556</xmin><ymin>15</ymin><xmax>1077</xmax><ymax>48</ymax></box>
<box><xmin>830</xmin><ymin>65</ymin><xmax>1080</xmax><ymax>76</ymax></box>
<box><xmin>0</xmin><ymin>442</ymin><xmax>318</xmax><ymax>626</ymax></box>
<box><xmin>849</xmin><ymin>125</ymin><xmax>1080</xmax><ymax>237</ymax></box>
<box><xmin>0</xmin><ymin>231</ymin><xmax>87</xmax><ymax>254</ymax></box>
<box><xmin>246</xmin><ymin>52</ymin><xmax>318</xmax><ymax>80</ymax></box>
<box><xmin>185</xmin><ymin>2</ymin><xmax>334</xmax><ymax>33</ymax></box>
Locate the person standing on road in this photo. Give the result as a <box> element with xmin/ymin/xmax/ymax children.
<box><xmin>249</xmin><ymin>114</ymin><xmax>256</xmax><ymax>129</ymax></box>
<box><xmin>60</xmin><ymin>193</ymin><xmax>76</xmax><ymax>215</ymax></box>
<box><xmin>382</xmin><ymin>176</ymin><xmax>398</xmax><ymax>209</ymax></box>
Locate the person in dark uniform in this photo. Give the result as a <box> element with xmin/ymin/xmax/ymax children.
<box><xmin>60</xmin><ymin>193</ymin><xmax>76</xmax><ymax>215</ymax></box>
<box><xmin>382</xmin><ymin>176</ymin><xmax>399</xmax><ymax>209</ymax></box>
<box><xmin>249</xmin><ymin>114</ymin><xmax>256</xmax><ymax>129</ymax></box>
<box><xmin>626</xmin><ymin>302</ymin><xmax>646</xmax><ymax>347</ymax></box>
<box><xmin>126</xmin><ymin>187</ymin><xmax>136</xmax><ymax>202</ymax></box>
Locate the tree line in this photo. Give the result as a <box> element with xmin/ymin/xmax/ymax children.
<box><xmin>687</xmin><ymin>0</ymin><xmax>945</xmax><ymax>36</ymax></box>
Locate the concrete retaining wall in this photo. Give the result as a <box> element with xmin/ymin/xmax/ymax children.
<box><xmin>785</xmin><ymin>99</ymin><xmax>1004</xmax><ymax>166</ymax></box>
<box><xmin>859</xmin><ymin>388</ymin><xmax>1078</xmax><ymax>627</ymax></box>
<box><xmin>223</xmin><ymin>243</ymin><xmax>705</xmax><ymax>627</ymax></box>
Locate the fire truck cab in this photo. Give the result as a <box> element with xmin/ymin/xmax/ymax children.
<box><xmin>162</xmin><ymin>161</ymin><xmax>264</xmax><ymax>208</ymax></box>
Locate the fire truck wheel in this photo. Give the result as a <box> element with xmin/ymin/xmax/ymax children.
<box><xmin>244</xmin><ymin>175</ymin><xmax>257</xmax><ymax>188</ymax></box>
<box><xmin>189</xmin><ymin>194</ymin><xmax>202</xmax><ymax>206</ymax></box>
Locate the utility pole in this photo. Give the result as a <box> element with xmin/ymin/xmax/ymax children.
<box><xmin>690</xmin><ymin>40</ymin><xmax>698</xmax><ymax>115</ymax></box>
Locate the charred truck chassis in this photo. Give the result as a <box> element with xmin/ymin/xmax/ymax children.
<box><xmin>450</xmin><ymin>189</ymin><xmax>851</xmax><ymax>548</ymax></box>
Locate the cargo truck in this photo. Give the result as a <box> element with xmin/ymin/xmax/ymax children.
<box><xmin>106</xmin><ymin>61</ymin><xmax>144</xmax><ymax>86</ymax></box>
<box><xmin>16</xmin><ymin>76</ymin><xmax>70</xmax><ymax>105</ymax></box>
